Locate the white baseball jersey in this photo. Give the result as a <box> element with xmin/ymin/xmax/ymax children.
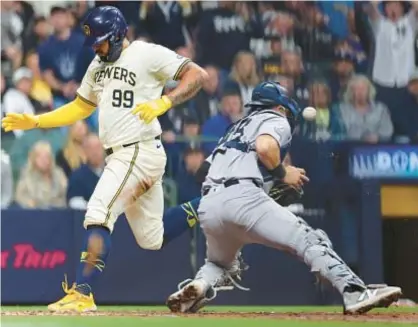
<box><xmin>77</xmin><ymin>40</ymin><xmax>191</xmax><ymax>149</ymax></box>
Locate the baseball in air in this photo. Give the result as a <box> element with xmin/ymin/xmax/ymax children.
<box><xmin>302</xmin><ymin>106</ymin><xmax>317</xmax><ymax>121</ymax></box>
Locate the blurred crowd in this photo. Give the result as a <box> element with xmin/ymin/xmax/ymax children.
<box><xmin>1</xmin><ymin>0</ymin><xmax>418</xmax><ymax>210</ymax></box>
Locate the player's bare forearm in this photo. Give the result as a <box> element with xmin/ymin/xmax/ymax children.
<box><xmin>166</xmin><ymin>62</ymin><xmax>208</xmax><ymax>107</ymax></box>
<box><xmin>255</xmin><ymin>135</ymin><xmax>281</xmax><ymax>169</ymax></box>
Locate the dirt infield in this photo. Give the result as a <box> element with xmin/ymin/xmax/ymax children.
<box><xmin>2</xmin><ymin>310</ymin><xmax>418</xmax><ymax>323</ymax></box>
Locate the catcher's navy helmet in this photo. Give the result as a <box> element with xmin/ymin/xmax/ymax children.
<box><xmin>245</xmin><ymin>81</ymin><xmax>301</xmax><ymax>119</ymax></box>
<box><xmin>82</xmin><ymin>6</ymin><xmax>128</xmax><ymax>62</ymax></box>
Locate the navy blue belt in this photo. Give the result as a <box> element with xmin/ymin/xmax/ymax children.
<box><xmin>202</xmin><ymin>178</ymin><xmax>262</xmax><ymax>196</ymax></box>
<box><xmin>105</xmin><ymin>135</ymin><xmax>161</xmax><ymax>156</ymax></box>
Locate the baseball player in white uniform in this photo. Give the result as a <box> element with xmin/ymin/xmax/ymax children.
<box><xmin>2</xmin><ymin>6</ymin><xmax>207</xmax><ymax>312</ymax></box>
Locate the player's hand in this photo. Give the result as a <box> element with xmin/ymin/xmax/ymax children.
<box><xmin>283</xmin><ymin>166</ymin><xmax>309</xmax><ymax>188</ymax></box>
<box><xmin>2</xmin><ymin>113</ymin><xmax>39</xmax><ymax>132</ymax></box>
<box><xmin>132</xmin><ymin>96</ymin><xmax>172</xmax><ymax>124</ymax></box>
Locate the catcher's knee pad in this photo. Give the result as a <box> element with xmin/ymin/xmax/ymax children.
<box><xmin>292</xmin><ymin>219</ymin><xmax>337</xmax><ymax>267</ymax></box>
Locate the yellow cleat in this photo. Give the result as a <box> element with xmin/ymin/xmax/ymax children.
<box><xmin>47</xmin><ymin>276</ymin><xmax>97</xmax><ymax>313</ymax></box>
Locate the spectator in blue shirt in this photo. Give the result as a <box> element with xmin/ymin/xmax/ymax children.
<box><xmin>67</xmin><ymin>133</ymin><xmax>104</xmax><ymax>210</ymax></box>
<box><xmin>38</xmin><ymin>6</ymin><xmax>93</xmax><ymax>108</ymax></box>
<box><xmin>317</xmin><ymin>1</ymin><xmax>354</xmax><ymax>39</ymax></box>
<box><xmin>191</xmin><ymin>65</ymin><xmax>221</xmax><ymax>125</ymax></box>
<box><xmin>395</xmin><ymin>71</ymin><xmax>418</xmax><ymax>141</ymax></box>
<box><xmin>201</xmin><ymin>89</ymin><xmax>243</xmax><ymax>156</ymax></box>
<box><xmin>176</xmin><ymin>146</ymin><xmax>205</xmax><ymax>204</ymax></box>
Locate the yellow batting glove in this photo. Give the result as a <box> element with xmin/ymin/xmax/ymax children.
<box><xmin>132</xmin><ymin>96</ymin><xmax>172</xmax><ymax>124</ymax></box>
<box><xmin>1</xmin><ymin>113</ymin><xmax>40</xmax><ymax>132</ymax></box>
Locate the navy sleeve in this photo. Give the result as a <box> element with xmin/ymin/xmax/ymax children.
<box><xmin>37</xmin><ymin>42</ymin><xmax>52</xmax><ymax>72</ymax></box>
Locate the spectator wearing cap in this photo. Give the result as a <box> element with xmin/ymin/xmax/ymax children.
<box><xmin>2</xmin><ymin>67</ymin><xmax>50</xmax><ymax>138</ymax></box>
<box><xmin>201</xmin><ymin>89</ymin><xmax>243</xmax><ymax>156</ymax></box>
<box><xmin>335</xmin><ymin>38</ymin><xmax>368</xmax><ymax>73</ymax></box>
<box><xmin>365</xmin><ymin>1</ymin><xmax>418</xmax><ymax>112</ymax></box>
<box><xmin>191</xmin><ymin>65</ymin><xmax>221</xmax><ymax>126</ymax></box>
<box><xmin>224</xmin><ymin>51</ymin><xmax>261</xmax><ymax>113</ymax></box>
<box><xmin>176</xmin><ymin>147</ymin><xmax>205</xmax><ymax>204</ymax></box>
<box><xmin>337</xmin><ymin>75</ymin><xmax>394</xmax><ymax>142</ymax></box>
<box><xmin>328</xmin><ymin>50</ymin><xmax>356</xmax><ymax>102</ymax></box>
<box><xmin>37</xmin><ymin>6</ymin><xmax>91</xmax><ymax>108</ymax></box>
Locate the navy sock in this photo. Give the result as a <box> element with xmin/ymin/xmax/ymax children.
<box><xmin>75</xmin><ymin>225</ymin><xmax>111</xmax><ymax>295</ymax></box>
<box><xmin>162</xmin><ymin>197</ymin><xmax>201</xmax><ymax>247</ymax></box>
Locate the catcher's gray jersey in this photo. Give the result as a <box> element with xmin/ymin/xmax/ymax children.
<box><xmin>194</xmin><ymin>110</ymin><xmax>365</xmax><ymax>298</ymax></box>
<box><xmin>203</xmin><ymin>110</ymin><xmax>292</xmax><ymax>194</ymax></box>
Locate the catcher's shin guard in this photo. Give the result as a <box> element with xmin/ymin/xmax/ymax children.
<box><xmin>292</xmin><ymin>218</ymin><xmax>366</xmax><ymax>294</ymax></box>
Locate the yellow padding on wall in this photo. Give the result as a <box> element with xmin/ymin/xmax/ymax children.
<box><xmin>381</xmin><ymin>185</ymin><xmax>418</xmax><ymax>218</ymax></box>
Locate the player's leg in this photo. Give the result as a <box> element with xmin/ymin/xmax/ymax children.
<box><xmin>48</xmin><ymin>145</ymin><xmax>153</xmax><ymax>312</ymax></box>
<box><xmin>161</xmin><ymin>197</ymin><xmax>201</xmax><ymax>247</ymax></box>
<box><xmin>242</xmin><ymin>190</ymin><xmax>402</xmax><ymax>314</ymax></box>
<box><xmin>125</xmin><ymin>178</ymin><xmax>165</xmax><ymax>250</ymax></box>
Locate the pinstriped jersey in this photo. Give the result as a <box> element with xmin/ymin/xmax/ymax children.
<box><xmin>204</xmin><ymin>110</ymin><xmax>292</xmax><ymax>194</ymax></box>
<box><xmin>77</xmin><ymin>40</ymin><xmax>190</xmax><ymax>149</ymax></box>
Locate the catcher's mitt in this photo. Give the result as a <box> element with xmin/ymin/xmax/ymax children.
<box><xmin>268</xmin><ymin>181</ymin><xmax>304</xmax><ymax>207</ymax></box>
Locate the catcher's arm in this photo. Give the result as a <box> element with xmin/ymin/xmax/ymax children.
<box><xmin>195</xmin><ymin>151</ymin><xmax>304</xmax><ymax>206</ymax></box>
<box><xmin>255</xmin><ymin>134</ymin><xmax>309</xmax><ymax>188</ymax></box>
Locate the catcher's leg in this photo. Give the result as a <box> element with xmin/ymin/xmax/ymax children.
<box><xmin>160</xmin><ymin>197</ymin><xmax>249</xmax><ymax>280</ymax></box>
<box><xmin>245</xmin><ymin>193</ymin><xmax>401</xmax><ymax>314</ymax></box>
<box><xmin>167</xmin><ymin>229</ymin><xmax>243</xmax><ymax>313</ymax></box>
